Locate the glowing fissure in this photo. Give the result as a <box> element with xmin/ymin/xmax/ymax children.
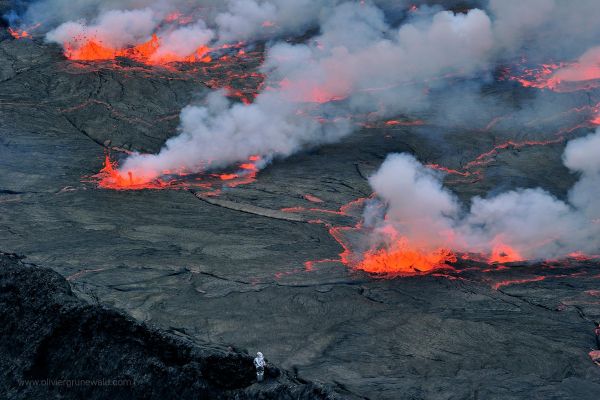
<box><xmin>13</xmin><ymin>1</ymin><xmax>600</xmax><ymax>277</ymax></box>
<box><xmin>93</xmin><ymin>153</ymin><xmax>262</xmax><ymax>191</ymax></box>
<box><xmin>357</xmin><ymin>225</ymin><xmax>457</xmax><ymax>274</ymax></box>
<box><xmin>354</xmin><ymin>130</ymin><xmax>600</xmax><ymax>274</ymax></box>
<box><xmin>507</xmin><ymin>50</ymin><xmax>600</xmax><ymax>93</ymax></box>
<box><xmin>63</xmin><ymin>33</ymin><xmax>213</xmax><ymax>65</ymax></box>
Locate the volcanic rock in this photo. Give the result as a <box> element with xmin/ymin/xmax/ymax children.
<box><xmin>2</xmin><ymin>22</ymin><xmax>600</xmax><ymax>400</ymax></box>
<box><xmin>0</xmin><ymin>252</ymin><xmax>339</xmax><ymax>399</ymax></box>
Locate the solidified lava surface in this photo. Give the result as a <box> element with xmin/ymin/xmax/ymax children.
<box><xmin>2</xmin><ymin>7</ymin><xmax>600</xmax><ymax>400</ymax></box>
<box><xmin>0</xmin><ymin>252</ymin><xmax>337</xmax><ymax>400</ymax></box>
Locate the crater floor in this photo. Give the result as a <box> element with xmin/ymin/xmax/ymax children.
<box><xmin>2</xmin><ymin>32</ymin><xmax>600</xmax><ymax>399</ymax></box>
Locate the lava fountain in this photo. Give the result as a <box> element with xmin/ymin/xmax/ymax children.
<box><xmin>93</xmin><ymin>153</ymin><xmax>263</xmax><ymax>191</ymax></box>
<box><xmin>63</xmin><ymin>34</ymin><xmax>213</xmax><ymax>65</ymax></box>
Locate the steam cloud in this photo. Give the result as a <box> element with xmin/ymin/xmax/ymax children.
<box><xmin>45</xmin><ymin>8</ymin><xmax>159</xmax><ymax>50</ymax></box>
<box><xmin>120</xmin><ymin>2</ymin><xmax>495</xmax><ymax>177</ymax></box>
<box><xmin>365</xmin><ymin>129</ymin><xmax>600</xmax><ymax>260</ymax></box>
<box><xmin>8</xmin><ymin>1</ymin><xmax>600</xmax><ymax>261</ymax></box>
<box><xmin>117</xmin><ymin>0</ymin><xmax>600</xmax><ymax>177</ymax></box>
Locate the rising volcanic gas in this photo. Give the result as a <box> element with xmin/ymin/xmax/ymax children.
<box><xmin>5</xmin><ymin>1</ymin><xmax>600</xmax><ymax>398</ymax></box>
<box><xmin>8</xmin><ymin>0</ymin><xmax>600</xmax><ymax>272</ymax></box>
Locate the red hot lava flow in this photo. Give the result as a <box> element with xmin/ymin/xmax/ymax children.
<box><xmin>64</xmin><ymin>34</ymin><xmax>213</xmax><ymax>65</ymax></box>
<box><xmin>506</xmin><ymin>54</ymin><xmax>600</xmax><ymax>93</ymax></box>
<box><xmin>93</xmin><ymin>153</ymin><xmax>262</xmax><ymax>192</ymax></box>
<box><xmin>358</xmin><ymin>239</ymin><xmax>457</xmax><ymax>275</ymax></box>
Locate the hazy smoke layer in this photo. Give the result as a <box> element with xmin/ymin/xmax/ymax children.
<box><xmin>9</xmin><ymin>0</ymin><xmax>600</xmax><ymax>261</ymax></box>
<box><xmin>13</xmin><ymin>0</ymin><xmax>416</xmax><ymax>41</ymax></box>
<box><xmin>365</xmin><ymin>129</ymin><xmax>600</xmax><ymax>260</ymax></box>
<box><xmin>550</xmin><ymin>46</ymin><xmax>600</xmax><ymax>85</ymax></box>
<box><xmin>118</xmin><ymin>0</ymin><xmax>600</xmax><ymax>177</ymax></box>
<box><xmin>489</xmin><ymin>0</ymin><xmax>600</xmax><ymax>60</ymax></box>
<box><xmin>16</xmin><ymin>0</ymin><xmax>213</xmax><ymax>29</ymax></box>
<box><xmin>120</xmin><ymin>2</ymin><xmax>495</xmax><ymax>178</ymax></box>
<box><xmin>215</xmin><ymin>0</ymin><xmax>332</xmax><ymax>43</ymax></box>
<box><xmin>45</xmin><ymin>8</ymin><xmax>159</xmax><ymax>49</ymax></box>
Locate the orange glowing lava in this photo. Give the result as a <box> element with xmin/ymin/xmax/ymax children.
<box><xmin>93</xmin><ymin>153</ymin><xmax>262</xmax><ymax>191</ymax></box>
<box><xmin>64</xmin><ymin>34</ymin><xmax>212</xmax><ymax>65</ymax></box>
<box><xmin>357</xmin><ymin>238</ymin><xmax>457</xmax><ymax>275</ymax></box>
<box><xmin>279</xmin><ymin>78</ymin><xmax>349</xmax><ymax>103</ymax></box>
<box><xmin>95</xmin><ymin>154</ymin><xmax>170</xmax><ymax>190</ymax></box>
<box><xmin>491</xmin><ymin>275</ymin><xmax>545</xmax><ymax>290</ymax></box>
<box><xmin>489</xmin><ymin>243</ymin><xmax>522</xmax><ymax>264</ymax></box>
<box><xmin>164</xmin><ymin>12</ymin><xmax>194</xmax><ymax>25</ymax></box>
<box><xmin>507</xmin><ymin>58</ymin><xmax>600</xmax><ymax>93</ymax></box>
<box><xmin>8</xmin><ymin>23</ymin><xmax>40</xmax><ymax>39</ymax></box>
<box><xmin>385</xmin><ymin>119</ymin><xmax>425</xmax><ymax>127</ymax></box>
<box><xmin>8</xmin><ymin>27</ymin><xmax>31</xmax><ymax>39</ymax></box>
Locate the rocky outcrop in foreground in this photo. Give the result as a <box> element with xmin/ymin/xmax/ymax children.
<box><xmin>0</xmin><ymin>253</ymin><xmax>340</xmax><ymax>399</ymax></box>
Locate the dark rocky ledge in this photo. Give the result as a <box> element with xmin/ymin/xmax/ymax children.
<box><xmin>0</xmin><ymin>252</ymin><xmax>341</xmax><ymax>400</ymax></box>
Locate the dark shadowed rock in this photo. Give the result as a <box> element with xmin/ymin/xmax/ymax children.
<box><xmin>0</xmin><ymin>253</ymin><xmax>340</xmax><ymax>399</ymax></box>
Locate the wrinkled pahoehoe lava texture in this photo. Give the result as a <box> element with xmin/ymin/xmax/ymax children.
<box><xmin>1</xmin><ymin>9</ymin><xmax>600</xmax><ymax>400</ymax></box>
<box><xmin>0</xmin><ymin>253</ymin><xmax>337</xmax><ymax>399</ymax></box>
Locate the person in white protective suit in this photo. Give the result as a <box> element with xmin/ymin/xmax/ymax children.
<box><xmin>254</xmin><ymin>352</ymin><xmax>266</xmax><ymax>382</ymax></box>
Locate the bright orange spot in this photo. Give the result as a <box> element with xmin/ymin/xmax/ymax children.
<box><xmin>568</xmin><ymin>252</ymin><xmax>593</xmax><ymax>261</ymax></box>
<box><xmin>95</xmin><ymin>154</ymin><xmax>168</xmax><ymax>190</ymax></box>
<box><xmin>508</xmin><ymin>60</ymin><xmax>600</xmax><ymax>93</ymax></box>
<box><xmin>239</xmin><ymin>163</ymin><xmax>258</xmax><ymax>171</ymax></box>
<box><xmin>357</xmin><ymin>239</ymin><xmax>456</xmax><ymax>274</ymax></box>
<box><xmin>165</xmin><ymin>12</ymin><xmax>181</xmax><ymax>22</ymax></box>
<box><xmin>92</xmin><ymin>154</ymin><xmax>263</xmax><ymax>191</ymax></box>
<box><xmin>63</xmin><ymin>34</ymin><xmax>213</xmax><ymax>65</ymax></box>
<box><xmin>8</xmin><ymin>28</ymin><xmax>30</xmax><ymax>39</ymax></box>
<box><xmin>279</xmin><ymin>78</ymin><xmax>348</xmax><ymax>104</ymax></box>
<box><xmin>385</xmin><ymin>119</ymin><xmax>425</xmax><ymax>126</ymax></box>
<box><xmin>489</xmin><ymin>243</ymin><xmax>522</xmax><ymax>264</ymax></box>
<box><xmin>355</xmin><ymin>226</ymin><xmax>457</xmax><ymax>275</ymax></box>
<box><xmin>492</xmin><ymin>276</ymin><xmax>545</xmax><ymax>290</ymax></box>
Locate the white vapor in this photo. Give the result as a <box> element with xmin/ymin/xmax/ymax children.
<box><xmin>365</xmin><ymin>129</ymin><xmax>600</xmax><ymax>261</ymax></box>
<box><xmin>150</xmin><ymin>22</ymin><xmax>214</xmax><ymax>62</ymax></box>
<box><xmin>46</xmin><ymin>8</ymin><xmax>159</xmax><ymax>50</ymax></box>
<box><xmin>120</xmin><ymin>2</ymin><xmax>495</xmax><ymax>178</ymax></box>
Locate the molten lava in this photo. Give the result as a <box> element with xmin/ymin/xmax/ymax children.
<box><xmin>8</xmin><ymin>27</ymin><xmax>31</xmax><ymax>39</ymax></box>
<box><xmin>95</xmin><ymin>154</ymin><xmax>171</xmax><ymax>190</ymax></box>
<box><xmin>64</xmin><ymin>34</ymin><xmax>212</xmax><ymax>65</ymax></box>
<box><xmin>8</xmin><ymin>23</ymin><xmax>40</xmax><ymax>39</ymax></box>
<box><xmin>357</xmin><ymin>240</ymin><xmax>457</xmax><ymax>275</ymax></box>
<box><xmin>93</xmin><ymin>153</ymin><xmax>262</xmax><ymax>191</ymax></box>
<box><xmin>489</xmin><ymin>243</ymin><xmax>523</xmax><ymax>264</ymax></box>
<box><xmin>506</xmin><ymin>57</ymin><xmax>600</xmax><ymax>93</ymax></box>
<box><xmin>279</xmin><ymin>78</ymin><xmax>349</xmax><ymax>103</ymax></box>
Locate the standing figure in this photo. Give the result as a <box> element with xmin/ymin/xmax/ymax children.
<box><xmin>254</xmin><ymin>352</ymin><xmax>265</xmax><ymax>382</ymax></box>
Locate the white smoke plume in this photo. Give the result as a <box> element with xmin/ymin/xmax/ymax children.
<box><xmin>214</xmin><ymin>0</ymin><xmax>332</xmax><ymax>43</ymax></box>
<box><xmin>548</xmin><ymin>46</ymin><xmax>600</xmax><ymax>86</ymax></box>
<box><xmin>150</xmin><ymin>22</ymin><xmax>214</xmax><ymax>62</ymax></box>
<box><xmin>16</xmin><ymin>0</ymin><xmax>416</xmax><ymax>43</ymax></box>
<box><xmin>10</xmin><ymin>0</ymin><xmax>600</xmax><ymax>261</ymax></box>
<box><xmin>45</xmin><ymin>8</ymin><xmax>159</xmax><ymax>50</ymax></box>
<box><xmin>213</xmin><ymin>0</ymin><xmax>412</xmax><ymax>43</ymax></box>
<box><xmin>488</xmin><ymin>0</ymin><xmax>600</xmax><ymax>60</ymax></box>
<box><xmin>365</xmin><ymin>129</ymin><xmax>600</xmax><ymax>261</ymax></box>
<box><xmin>120</xmin><ymin>2</ymin><xmax>495</xmax><ymax>178</ymax></box>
